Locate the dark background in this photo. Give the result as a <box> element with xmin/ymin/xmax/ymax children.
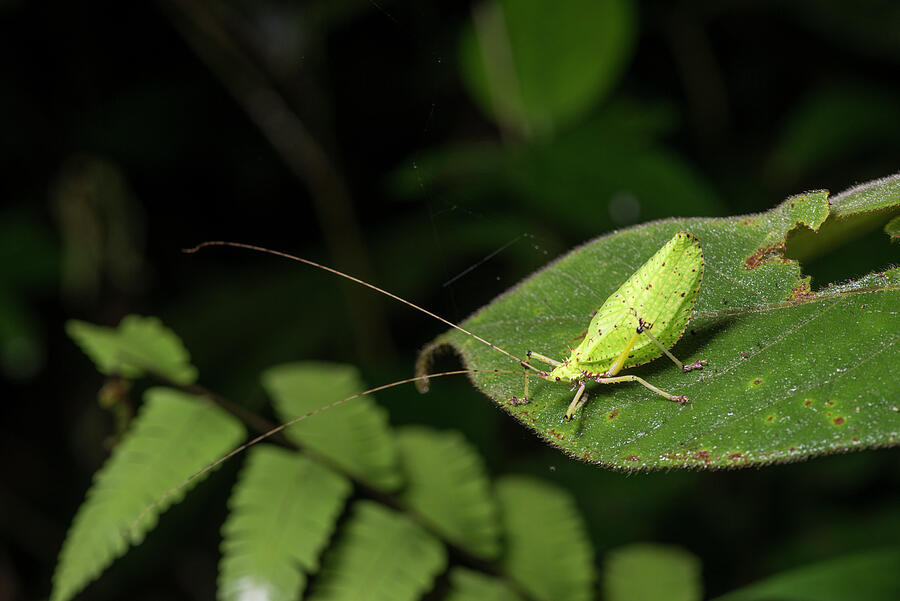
<box><xmin>2</xmin><ymin>1</ymin><xmax>899</xmax><ymax>599</ymax></box>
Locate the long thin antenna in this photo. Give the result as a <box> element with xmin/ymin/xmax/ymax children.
<box><xmin>128</xmin><ymin>368</ymin><xmax>520</xmax><ymax>537</ymax></box>
<box><xmin>184</xmin><ymin>241</ymin><xmax>544</xmax><ymax>374</ymax></box>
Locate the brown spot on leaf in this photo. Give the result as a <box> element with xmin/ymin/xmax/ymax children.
<box><xmin>833</xmin><ymin>416</ymin><xmax>845</xmax><ymax>425</ymax></box>
<box><xmin>693</xmin><ymin>450</ymin><xmax>710</xmax><ymax>462</ymax></box>
<box><xmin>804</xmin><ymin>399</ymin><xmax>812</xmax><ymax>406</ymax></box>
<box><xmin>753</xmin><ymin>379</ymin><xmax>762</xmax><ymax>386</ymax></box>
<box><xmin>608</xmin><ymin>410</ymin><xmax>619</xmax><ymax>420</ymax></box>
<box><xmin>625</xmin><ymin>455</ymin><xmax>639</xmax><ymax>462</ymax></box>
<box><xmin>729</xmin><ymin>452</ymin><xmax>743</xmax><ymax>460</ymax></box>
<box><xmin>744</xmin><ymin>242</ymin><xmax>787</xmax><ymax>269</ymax></box>
<box><xmin>790</xmin><ymin>281</ymin><xmax>815</xmax><ymax>301</ymax></box>
<box><xmin>740</xmin><ymin>351</ymin><xmax>750</xmax><ymax>358</ymax></box>
<box><xmin>766</xmin><ymin>415</ymin><xmax>775</xmax><ymax>422</ymax></box>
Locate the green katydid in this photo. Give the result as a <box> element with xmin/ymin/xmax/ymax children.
<box><xmin>518</xmin><ymin>231</ymin><xmax>706</xmax><ymax>420</ymax></box>
<box><xmin>187</xmin><ymin>231</ymin><xmax>706</xmax><ymax>421</ymax></box>
<box><xmin>130</xmin><ymin>232</ymin><xmax>708</xmax><ymax>532</ymax></box>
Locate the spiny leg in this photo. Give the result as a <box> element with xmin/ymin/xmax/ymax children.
<box><xmin>509</xmin><ymin>353</ymin><xmax>553</xmax><ymax>406</ymax></box>
<box><xmin>594</xmin><ymin>374</ymin><xmax>689</xmax><ymax>404</ymax></box>
<box><xmin>526</xmin><ymin>350</ymin><xmax>562</xmax><ymax>367</ymax></box>
<box><xmin>563</xmin><ymin>381</ymin><xmax>587</xmax><ymax>421</ymax></box>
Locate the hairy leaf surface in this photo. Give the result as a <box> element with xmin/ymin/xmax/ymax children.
<box><xmin>218</xmin><ymin>446</ymin><xmax>351</xmax><ymax>601</ymax></box>
<box><xmin>419</xmin><ymin>175</ymin><xmax>900</xmax><ymax>469</ymax></box>
<box><xmin>51</xmin><ymin>388</ymin><xmax>244</xmax><ymax>601</ymax></box>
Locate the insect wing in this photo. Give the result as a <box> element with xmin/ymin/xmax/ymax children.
<box><xmin>570</xmin><ymin>232</ymin><xmax>703</xmax><ymax>372</ymax></box>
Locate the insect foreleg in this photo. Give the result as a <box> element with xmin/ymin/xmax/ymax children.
<box><xmin>526</xmin><ymin>350</ymin><xmax>562</xmax><ymax>367</ymax></box>
<box><xmin>510</xmin><ymin>356</ymin><xmax>552</xmax><ymax>406</ymax></box>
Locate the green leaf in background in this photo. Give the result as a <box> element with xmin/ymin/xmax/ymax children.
<box><xmin>390</xmin><ymin>105</ymin><xmax>722</xmax><ymax>235</ymax></box>
<box><xmin>886</xmin><ymin>214</ymin><xmax>900</xmax><ymax>241</ymax></box>
<box><xmin>496</xmin><ymin>476</ymin><xmax>594</xmax><ymax>601</ymax></box>
<box><xmin>459</xmin><ymin>0</ymin><xmax>635</xmax><ymax>138</ymax></box>
<box><xmin>50</xmin><ymin>388</ymin><xmax>245</xmax><ymax>601</ymax></box>
<box><xmin>604</xmin><ymin>543</ymin><xmax>702</xmax><ymax>601</ymax></box>
<box><xmin>712</xmin><ymin>546</ymin><xmax>900</xmax><ymax>601</ymax></box>
<box><xmin>418</xmin><ymin>175</ymin><xmax>900</xmax><ymax>469</ymax></box>
<box><xmin>0</xmin><ymin>212</ymin><xmax>57</xmax><ymax>379</ymax></box>
<box><xmin>66</xmin><ymin>314</ymin><xmax>198</xmax><ymax>384</ymax></box>
<box><xmin>765</xmin><ymin>87</ymin><xmax>900</xmax><ymax>186</ymax></box>
<box><xmin>218</xmin><ymin>445</ymin><xmax>352</xmax><ymax>601</ymax></box>
<box><xmin>505</xmin><ymin>115</ymin><xmax>722</xmax><ymax>230</ymax></box>
<box><xmin>397</xmin><ymin>426</ymin><xmax>501</xmax><ymax>559</ymax></box>
<box><xmin>305</xmin><ymin>501</ymin><xmax>447</xmax><ymax>601</ymax></box>
<box><xmin>444</xmin><ymin>567</ymin><xmax>524</xmax><ymax>601</ymax></box>
<box><xmin>263</xmin><ymin>362</ymin><xmax>402</xmax><ymax>490</ymax></box>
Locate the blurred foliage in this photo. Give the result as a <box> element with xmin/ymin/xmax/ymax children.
<box><xmin>2</xmin><ymin>0</ymin><xmax>899</xmax><ymax>599</ymax></box>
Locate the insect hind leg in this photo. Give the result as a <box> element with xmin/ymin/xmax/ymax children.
<box><xmin>594</xmin><ymin>374</ymin><xmax>689</xmax><ymax>404</ymax></box>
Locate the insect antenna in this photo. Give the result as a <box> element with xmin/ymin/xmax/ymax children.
<box><xmin>127</xmin><ymin>367</ymin><xmax>525</xmax><ymax>539</ymax></box>
<box><xmin>184</xmin><ymin>241</ymin><xmax>547</xmax><ymax>375</ymax></box>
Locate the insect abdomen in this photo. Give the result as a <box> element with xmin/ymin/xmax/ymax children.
<box><xmin>566</xmin><ymin>232</ymin><xmax>703</xmax><ymax>373</ymax></box>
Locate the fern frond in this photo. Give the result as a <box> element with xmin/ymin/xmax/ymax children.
<box><xmin>496</xmin><ymin>476</ymin><xmax>595</xmax><ymax>601</ymax></box>
<box><xmin>51</xmin><ymin>388</ymin><xmax>245</xmax><ymax>601</ymax></box>
<box><xmin>218</xmin><ymin>445</ymin><xmax>352</xmax><ymax>601</ymax></box>
<box><xmin>444</xmin><ymin>567</ymin><xmax>524</xmax><ymax>601</ymax></box>
<box><xmin>306</xmin><ymin>501</ymin><xmax>446</xmax><ymax>601</ymax></box>
<box><xmin>66</xmin><ymin>315</ymin><xmax>198</xmax><ymax>384</ymax></box>
<box><xmin>263</xmin><ymin>362</ymin><xmax>401</xmax><ymax>490</ymax></box>
<box><xmin>397</xmin><ymin>426</ymin><xmax>500</xmax><ymax>559</ymax></box>
<box><xmin>604</xmin><ymin>543</ymin><xmax>701</xmax><ymax>601</ymax></box>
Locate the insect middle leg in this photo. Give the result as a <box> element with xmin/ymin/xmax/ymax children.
<box><xmin>563</xmin><ymin>381</ymin><xmax>587</xmax><ymax>420</ymax></box>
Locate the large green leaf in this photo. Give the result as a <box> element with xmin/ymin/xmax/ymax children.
<box><xmin>305</xmin><ymin>501</ymin><xmax>447</xmax><ymax>601</ymax></box>
<box><xmin>218</xmin><ymin>445</ymin><xmax>352</xmax><ymax>601</ymax></box>
<box><xmin>712</xmin><ymin>546</ymin><xmax>900</xmax><ymax>601</ymax></box>
<box><xmin>51</xmin><ymin>388</ymin><xmax>245</xmax><ymax>601</ymax></box>
<box><xmin>396</xmin><ymin>426</ymin><xmax>501</xmax><ymax>559</ymax></box>
<box><xmin>496</xmin><ymin>476</ymin><xmax>594</xmax><ymax>601</ymax></box>
<box><xmin>604</xmin><ymin>544</ymin><xmax>702</xmax><ymax>601</ymax></box>
<box><xmin>263</xmin><ymin>362</ymin><xmax>402</xmax><ymax>490</ymax></box>
<box><xmin>459</xmin><ymin>0</ymin><xmax>634</xmax><ymax>138</ymax></box>
<box><xmin>418</xmin><ymin>175</ymin><xmax>900</xmax><ymax>469</ymax></box>
<box><xmin>66</xmin><ymin>314</ymin><xmax>198</xmax><ymax>384</ymax></box>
